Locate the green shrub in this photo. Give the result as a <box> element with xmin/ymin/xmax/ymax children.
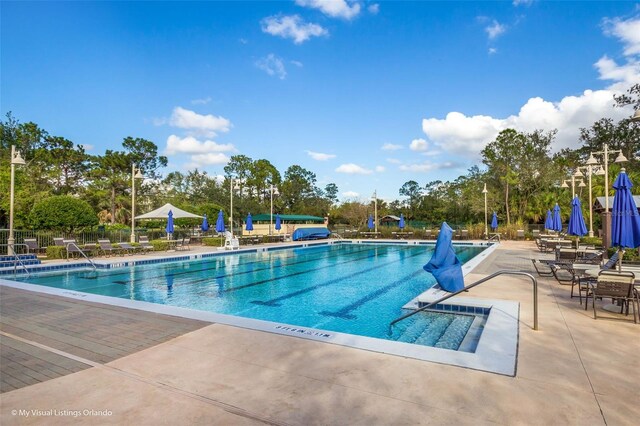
<box><xmin>45</xmin><ymin>246</ymin><xmax>66</xmax><ymax>259</ymax></box>
<box><xmin>580</xmin><ymin>236</ymin><xmax>602</xmax><ymax>246</ymax></box>
<box><xmin>150</xmin><ymin>239</ymin><xmax>168</xmax><ymax>251</ymax></box>
<box><xmin>30</xmin><ymin>196</ymin><xmax>98</xmax><ymax>233</ymax></box>
<box><xmin>202</xmin><ymin>237</ymin><xmax>225</xmax><ymax>246</ymax></box>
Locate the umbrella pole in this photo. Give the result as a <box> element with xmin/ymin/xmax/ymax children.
<box><xmin>618</xmin><ymin>249</ymin><xmax>625</xmax><ymax>272</ymax></box>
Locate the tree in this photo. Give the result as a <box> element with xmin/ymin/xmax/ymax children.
<box><xmin>280</xmin><ymin>165</ymin><xmax>317</xmax><ymax>212</ymax></box>
<box><xmin>324</xmin><ymin>183</ymin><xmax>339</xmax><ymax>205</ymax></box>
<box><xmin>29</xmin><ymin>195</ymin><xmax>98</xmax><ymax>233</ymax></box>
<box><xmin>399</xmin><ymin>180</ymin><xmax>422</xmax><ymax>218</ymax></box>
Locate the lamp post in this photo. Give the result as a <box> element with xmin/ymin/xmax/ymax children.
<box><xmin>371</xmin><ymin>190</ymin><xmax>378</xmax><ymax>234</ymax></box>
<box><xmin>268</xmin><ymin>184</ymin><xmax>279</xmax><ymax>235</ymax></box>
<box><xmin>482</xmin><ymin>183</ymin><xmax>488</xmax><ymax>240</ymax></box>
<box><xmin>560</xmin><ymin>170</ymin><xmax>586</xmax><ymax>199</ymax></box>
<box><xmin>575</xmin><ymin>164</ymin><xmax>605</xmax><ymax>237</ymax></box>
<box><xmin>229</xmin><ymin>178</ymin><xmax>242</xmax><ymax>238</ymax></box>
<box><xmin>8</xmin><ymin>146</ymin><xmax>26</xmax><ymax>256</ymax></box>
<box><xmin>586</xmin><ymin>144</ymin><xmax>628</xmax><ymax>250</ymax></box>
<box><xmin>130</xmin><ymin>164</ymin><xmax>144</xmax><ymax>243</ymax></box>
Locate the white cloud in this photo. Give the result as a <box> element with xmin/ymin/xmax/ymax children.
<box><xmin>291</xmin><ymin>60</ymin><xmax>304</xmax><ymax>68</ymax></box>
<box><xmin>239</xmin><ymin>38</ymin><xmax>248</xmax><ymax>44</ymax></box>
<box><xmin>409</xmin><ymin>138</ymin><xmax>428</xmax><ymax>151</ymax></box>
<box><xmin>488</xmin><ymin>47</ymin><xmax>498</xmax><ymax>55</ymax></box>
<box><xmin>256</xmin><ymin>54</ymin><xmax>287</xmax><ymax>80</ymax></box>
<box><xmin>594</xmin><ymin>56</ymin><xmax>640</xmax><ymax>88</ymax></box>
<box><xmin>191</xmin><ymin>97</ymin><xmax>212</xmax><ymax>105</ymax></box>
<box><xmin>399</xmin><ymin>161</ymin><xmax>458</xmax><ymax>173</ymax></box>
<box><xmin>386</xmin><ymin>158</ymin><xmax>402</xmax><ymax>164</ymax></box>
<box><xmin>368</xmin><ymin>4</ymin><xmax>379</xmax><ymax>14</ymax></box>
<box><xmin>80</xmin><ymin>143</ymin><xmax>94</xmax><ymax>152</ymax></box>
<box><xmin>169</xmin><ymin>107</ymin><xmax>231</xmax><ymax>137</ymax></box>
<box><xmin>603</xmin><ymin>16</ymin><xmax>640</xmax><ymax>56</ymax></box>
<box><xmin>165</xmin><ymin>135</ymin><xmax>236</xmax><ymax>155</ymax></box>
<box><xmin>295</xmin><ymin>0</ymin><xmax>361</xmax><ymax>20</ymax></box>
<box><xmin>381</xmin><ymin>143</ymin><xmax>403</xmax><ymax>151</ymax></box>
<box><xmin>335</xmin><ymin>163</ymin><xmax>373</xmax><ymax>174</ymax></box>
<box><xmin>187</xmin><ymin>153</ymin><xmax>231</xmax><ymax>168</ymax></box>
<box><xmin>342</xmin><ymin>191</ymin><xmax>360</xmax><ymax>198</ymax></box>
<box><xmin>306</xmin><ymin>150</ymin><xmax>336</xmax><ymax>161</ymax></box>
<box><xmin>485</xmin><ymin>20</ymin><xmax>506</xmax><ymax>40</ymax></box>
<box><xmin>261</xmin><ymin>15</ymin><xmax>328</xmax><ymax>44</ymax></box>
<box><xmin>375</xmin><ymin>165</ymin><xmax>385</xmax><ymax>172</ymax></box>
<box><xmin>513</xmin><ymin>0</ymin><xmax>535</xmax><ymax>6</ymax></box>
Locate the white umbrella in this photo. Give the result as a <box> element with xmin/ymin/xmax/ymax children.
<box><xmin>135</xmin><ymin>203</ymin><xmax>203</xmax><ymax>219</ymax></box>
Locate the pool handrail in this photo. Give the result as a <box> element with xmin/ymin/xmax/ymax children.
<box><xmin>389</xmin><ymin>270</ymin><xmax>538</xmax><ymax>331</ymax></box>
<box><xmin>0</xmin><ymin>243</ymin><xmax>32</xmax><ymax>277</ymax></box>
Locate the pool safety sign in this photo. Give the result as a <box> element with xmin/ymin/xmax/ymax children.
<box><xmin>275</xmin><ymin>325</ymin><xmax>332</xmax><ymax>339</ymax></box>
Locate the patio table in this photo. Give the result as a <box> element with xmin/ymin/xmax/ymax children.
<box><xmin>584</xmin><ymin>267</ymin><xmax>640</xmax><ymax>313</ymax></box>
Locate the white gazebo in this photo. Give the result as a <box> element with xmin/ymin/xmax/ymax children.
<box><xmin>135</xmin><ymin>203</ymin><xmax>203</xmax><ymax>219</ymax></box>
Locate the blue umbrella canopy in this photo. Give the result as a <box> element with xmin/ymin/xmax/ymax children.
<box><xmin>544</xmin><ymin>209</ymin><xmax>553</xmax><ymax>231</ymax></box>
<box><xmin>399</xmin><ymin>214</ymin><xmax>405</xmax><ymax>230</ymax></box>
<box><xmin>245</xmin><ymin>213</ymin><xmax>254</xmax><ymax>233</ymax></box>
<box><xmin>367</xmin><ymin>214</ymin><xmax>374</xmax><ymax>230</ymax></box>
<box><xmin>215</xmin><ymin>210</ymin><xmax>225</xmax><ymax>233</ymax></box>
<box><xmin>275</xmin><ymin>214</ymin><xmax>282</xmax><ymax>232</ymax></box>
<box><xmin>423</xmin><ymin>222</ymin><xmax>464</xmax><ymax>293</ymax></box>
<box><xmin>567</xmin><ymin>196</ymin><xmax>588</xmax><ymax>237</ymax></box>
<box><xmin>201</xmin><ymin>214</ymin><xmax>209</xmax><ymax>232</ymax></box>
<box><xmin>166</xmin><ymin>210</ymin><xmax>174</xmax><ymax>236</ymax></box>
<box><xmin>491</xmin><ymin>212</ymin><xmax>498</xmax><ymax>230</ymax></box>
<box><xmin>552</xmin><ymin>203</ymin><xmax>562</xmax><ymax>232</ymax></box>
<box><xmin>611</xmin><ymin>170</ymin><xmax>640</xmax><ymax>249</ymax></box>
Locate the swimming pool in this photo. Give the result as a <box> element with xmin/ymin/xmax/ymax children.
<box><xmin>12</xmin><ymin>242</ymin><xmax>487</xmax><ymax>351</ymax></box>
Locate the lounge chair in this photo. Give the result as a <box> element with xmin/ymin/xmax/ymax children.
<box><xmin>65</xmin><ymin>240</ymin><xmax>91</xmax><ymax>260</ymax></box>
<box><xmin>97</xmin><ymin>239</ymin><xmax>121</xmax><ymax>257</ymax></box>
<box><xmin>24</xmin><ymin>238</ymin><xmax>46</xmax><ymax>255</ymax></box>
<box><xmin>516</xmin><ymin>230</ymin><xmax>525</xmax><ymax>240</ymax></box>
<box><xmin>138</xmin><ymin>236</ymin><xmax>155</xmax><ymax>253</ymax></box>
<box><xmin>53</xmin><ymin>237</ymin><xmax>65</xmax><ymax>247</ymax></box>
<box><xmin>118</xmin><ymin>242</ymin><xmax>140</xmax><ymax>255</ymax></box>
<box><xmin>531</xmin><ymin>259</ymin><xmax>554</xmax><ymax>277</ymax></box>
<box><xmin>586</xmin><ymin>270</ymin><xmax>638</xmax><ymax>323</ymax></box>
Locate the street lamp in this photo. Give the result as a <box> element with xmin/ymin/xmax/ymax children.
<box><xmin>8</xmin><ymin>146</ymin><xmax>26</xmax><ymax>256</ymax></box>
<box><xmin>576</xmin><ymin>164</ymin><xmax>605</xmax><ymax>237</ymax></box>
<box><xmin>371</xmin><ymin>190</ymin><xmax>378</xmax><ymax>234</ymax></box>
<box><xmin>130</xmin><ymin>164</ymin><xmax>144</xmax><ymax>243</ymax></box>
<box><xmin>560</xmin><ymin>169</ymin><xmax>586</xmax><ymax>198</ymax></box>
<box><xmin>229</xmin><ymin>178</ymin><xmax>243</xmax><ymax>238</ymax></box>
<box><xmin>267</xmin><ymin>184</ymin><xmax>279</xmax><ymax>235</ymax></box>
<box><xmin>482</xmin><ymin>183</ymin><xmax>488</xmax><ymax>240</ymax></box>
<box><xmin>586</xmin><ymin>143</ymin><xmax>628</xmax><ymax>249</ymax></box>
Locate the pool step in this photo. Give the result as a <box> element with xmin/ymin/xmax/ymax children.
<box><xmin>0</xmin><ymin>258</ymin><xmax>42</xmax><ymax>268</ymax></box>
<box><xmin>0</xmin><ymin>254</ymin><xmax>38</xmax><ymax>262</ymax></box>
<box><xmin>434</xmin><ymin>315</ymin><xmax>474</xmax><ymax>350</ymax></box>
<box><xmin>391</xmin><ymin>309</ymin><xmax>472</xmax><ymax>351</ymax></box>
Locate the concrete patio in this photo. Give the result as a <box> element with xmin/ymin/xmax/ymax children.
<box><xmin>1</xmin><ymin>241</ymin><xmax>638</xmax><ymax>425</ymax></box>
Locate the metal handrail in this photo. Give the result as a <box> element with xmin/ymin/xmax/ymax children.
<box><xmin>0</xmin><ymin>243</ymin><xmax>31</xmax><ymax>277</ymax></box>
<box><xmin>389</xmin><ymin>270</ymin><xmax>538</xmax><ymax>331</ymax></box>
<box><xmin>66</xmin><ymin>242</ymin><xmax>97</xmax><ymax>270</ymax></box>
<box><xmin>330</xmin><ymin>232</ymin><xmax>343</xmax><ymax>240</ymax></box>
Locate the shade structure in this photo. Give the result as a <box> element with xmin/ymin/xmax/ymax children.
<box><xmin>367</xmin><ymin>214</ymin><xmax>374</xmax><ymax>230</ymax></box>
<box><xmin>201</xmin><ymin>214</ymin><xmax>209</xmax><ymax>232</ymax></box>
<box><xmin>136</xmin><ymin>203</ymin><xmax>202</xmax><ymax>219</ymax></box>
<box><xmin>275</xmin><ymin>214</ymin><xmax>282</xmax><ymax>232</ymax></box>
<box><xmin>544</xmin><ymin>209</ymin><xmax>553</xmax><ymax>231</ymax></box>
<box><xmin>552</xmin><ymin>203</ymin><xmax>562</xmax><ymax>232</ymax></box>
<box><xmin>166</xmin><ymin>210</ymin><xmax>174</xmax><ymax>238</ymax></box>
<box><xmin>611</xmin><ymin>170</ymin><xmax>640</xmax><ymax>250</ymax></box>
<box><xmin>399</xmin><ymin>214</ymin><xmax>405</xmax><ymax>229</ymax></box>
<box><xmin>423</xmin><ymin>222</ymin><xmax>464</xmax><ymax>293</ymax></box>
<box><xmin>567</xmin><ymin>196</ymin><xmax>588</xmax><ymax>237</ymax></box>
<box><xmin>245</xmin><ymin>213</ymin><xmax>253</xmax><ymax>233</ymax></box>
<box><xmin>491</xmin><ymin>212</ymin><xmax>498</xmax><ymax>230</ymax></box>
<box><xmin>215</xmin><ymin>210</ymin><xmax>225</xmax><ymax>233</ymax></box>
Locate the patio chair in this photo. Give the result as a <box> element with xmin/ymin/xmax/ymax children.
<box><xmin>138</xmin><ymin>236</ymin><xmax>155</xmax><ymax>253</ymax></box>
<box><xmin>176</xmin><ymin>237</ymin><xmax>191</xmax><ymax>251</ymax></box>
<box><xmin>425</xmin><ymin>229</ymin><xmax>432</xmax><ymax>239</ymax></box>
<box><xmin>601</xmin><ymin>252</ymin><xmax>620</xmax><ymax>270</ymax></box>
<box><xmin>587</xmin><ymin>270</ymin><xmax>638</xmax><ymax>323</ymax></box>
<box><xmin>224</xmin><ymin>235</ymin><xmax>240</xmax><ymax>250</ymax></box>
<box><xmin>118</xmin><ymin>242</ymin><xmax>140</xmax><ymax>255</ymax></box>
<box><xmin>532</xmin><ymin>229</ymin><xmax>540</xmax><ymax>239</ymax></box>
<box><xmin>516</xmin><ymin>230</ymin><xmax>525</xmax><ymax>240</ymax></box>
<box><xmin>24</xmin><ymin>238</ymin><xmax>46</xmax><ymax>255</ymax></box>
<box><xmin>53</xmin><ymin>237</ymin><xmax>65</xmax><ymax>247</ymax></box>
<box><xmin>555</xmin><ymin>248</ymin><xmax>577</xmax><ymax>262</ymax></box>
<box><xmin>531</xmin><ymin>259</ymin><xmax>554</xmax><ymax>277</ymax></box>
<box><xmin>97</xmin><ymin>239</ymin><xmax>121</xmax><ymax>257</ymax></box>
<box><xmin>65</xmin><ymin>240</ymin><xmax>91</xmax><ymax>260</ymax></box>
<box><xmin>461</xmin><ymin>229</ymin><xmax>469</xmax><ymax>240</ymax></box>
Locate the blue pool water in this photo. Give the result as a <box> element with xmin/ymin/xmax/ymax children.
<box><xmin>15</xmin><ymin>243</ymin><xmax>487</xmax><ymax>351</ymax></box>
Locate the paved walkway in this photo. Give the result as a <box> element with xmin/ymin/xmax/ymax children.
<box><xmin>0</xmin><ymin>241</ymin><xmax>638</xmax><ymax>425</ymax></box>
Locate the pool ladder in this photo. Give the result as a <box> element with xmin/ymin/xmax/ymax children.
<box><xmin>1</xmin><ymin>243</ymin><xmax>31</xmax><ymax>277</ymax></box>
<box><xmin>66</xmin><ymin>242</ymin><xmax>97</xmax><ymax>270</ymax></box>
<box><xmin>389</xmin><ymin>270</ymin><xmax>538</xmax><ymax>331</ymax></box>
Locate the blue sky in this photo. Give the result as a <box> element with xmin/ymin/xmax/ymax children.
<box><xmin>2</xmin><ymin>1</ymin><xmax>640</xmax><ymax>202</ymax></box>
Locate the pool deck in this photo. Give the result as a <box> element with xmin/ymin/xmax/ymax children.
<box><xmin>1</xmin><ymin>240</ymin><xmax>639</xmax><ymax>425</ymax></box>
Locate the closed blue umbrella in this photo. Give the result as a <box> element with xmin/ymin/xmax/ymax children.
<box><xmin>399</xmin><ymin>214</ymin><xmax>405</xmax><ymax>230</ymax></box>
<box><xmin>544</xmin><ymin>209</ymin><xmax>553</xmax><ymax>231</ymax></box>
<box><xmin>275</xmin><ymin>214</ymin><xmax>282</xmax><ymax>233</ymax></box>
<box><xmin>367</xmin><ymin>214</ymin><xmax>374</xmax><ymax>230</ymax></box>
<box><xmin>423</xmin><ymin>222</ymin><xmax>464</xmax><ymax>292</ymax></box>
<box><xmin>611</xmin><ymin>170</ymin><xmax>640</xmax><ymax>269</ymax></box>
<box><xmin>215</xmin><ymin>210</ymin><xmax>225</xmax><ymax>233</ymax></box>
<box><xmin>166</xmin><ymin>210</ymin><xmax>174</xmax><ymax>239</ymax></box>
<box><xmin>552</xmin><ymin>203</ymin><xmax>562</xmax><ymax>232</ymax></box>
<box><xmin>491</xmin><ymin>212</ymin><xmax>498</xmax><ymax>231</ymax></box>
<box><xmin>201</xmin><ymin>214</ymin><xmax>209</xmax><ymax>232</ymax></box>
<box><xmin>567</xmin><ymin>196</ymin><xmax>587</xmax><ymax>238</ymax></box>
<box><xmin>245</xmin><ymin>213</ymin><xmax>253</xmax><ymax>234</ymax></box>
